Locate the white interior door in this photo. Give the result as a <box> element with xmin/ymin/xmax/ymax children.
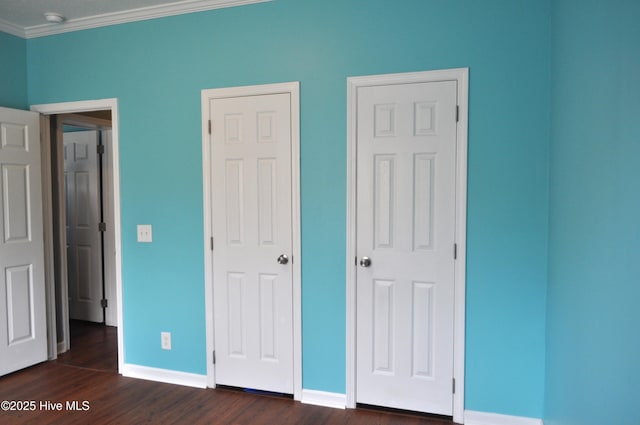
<box><xmin>64</xmin><ymin>130</ymin><xmax>103</xmax><ymax>323</ymax></box>
<box><xmin>355</xmin><ymin>81</ymin><xmax>458</xmax><ymax>415</ymax></box>
<box><xmin>210</xmin><ymin>93</ymin><xmax>294</xmax><ymax>393</ymax></box>
<box><xmin>0</xmin><ymin>106</ymin><xmax>47</xmax><ymax>376</ymax></box>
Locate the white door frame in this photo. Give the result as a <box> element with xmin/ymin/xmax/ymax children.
<box><xmin>345</xmin><ymin>69</ymin><xmax>468</xmax><ymax>423</ymax></box>
<box><xmin>201</xmin><ymin>82</ymin><xmax>302</xmax><ymax>399</ymax></box>
<box><xmin>31</xmin><ymin>98</ymin><xmax>124</xmax><ymax>373</ymax></box>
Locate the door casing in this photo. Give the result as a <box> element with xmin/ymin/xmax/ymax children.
<box><xmin>31</xmin><ymin>99</ymin><xmax>124</xmax><ymax>373</ymax></box>
<box><xmin>201</xmin><ymin>82</ymin><xmax>302</xmax><ymax>399</ymax></box>
<box><xmin>345</xmin><ymin>69</ymin><xmax>468</xmax><ymax>423</ymax></box>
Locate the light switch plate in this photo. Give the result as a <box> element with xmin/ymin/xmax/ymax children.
<box><xmin>137</xmin><ymin>224</ymin><xmax>152</xmax><ymax>242</ymax></box>
<box><xmin>161</xmin><ymin>332</ymin><xmax>171</xmax><ymax>350</ymax></box>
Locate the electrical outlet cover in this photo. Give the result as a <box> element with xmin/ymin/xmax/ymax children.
<box><xmin>137</xmin><ymin>224</ymin><xmax>152</xmax><ymax>242</ymax></box>
<box><xmin>161</xmin><ymin>332</ymin><xmax>171</xmax><ymax>350</ymax></box>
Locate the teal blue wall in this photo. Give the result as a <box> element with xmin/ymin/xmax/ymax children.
<box><xmin>545</xmin><ymin>1</ymin><xmax>640</xmax><ymax>424</ymax></box>
<box><xmin>0</xmin><ymin>31</ymin><xmax>27</xmax><ymax>109</ymax></box>
<box><xmin>24</xmin><ymin>0</ymin><xmax>551</xmax><ymax>417</ymax></box>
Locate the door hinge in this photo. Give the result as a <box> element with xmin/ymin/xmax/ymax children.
<box><xmin>101</xmin><ymin>299</ymin><xmax>108</xmax><ymax>308</ymax></box>
<box><xmin>212</xmin><ymin>350</ymin><xmax>216</xmax><ymax>364</ymax></box>
<box><xmin>456</xmin><ymin>105</ymin><xmax>459</xmax><ymax>122</ymax></box>
<box><xmin>97</xmin><ymin>144</ymin><xmax>105</xmax><ymax>155</ymax></box>
<box><xmin>454</xmin><ymin>243</ymin><xmax>458</xmax><ymax>260</ymax></box>
<box><xmin>99</xmin><ymin>222</ymin><xmax>106</xmax><ymax>232</ymax></box>
<box><xmin>208</xmin><ymin>120</ymin><xmax>212</xmax><ymax>134</ymax></box>
<box><xmin>452</xmin><ymin>378</ymin><xmax>456</xmax><ymax>394</ymax></box>
<box><xmin>210</xmin><ymin>237</ymin><xmax>214</xmax><ymax>251</ymax></box>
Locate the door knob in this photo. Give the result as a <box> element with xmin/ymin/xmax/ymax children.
<box><xmin>359</xmin><ymin>256</ymin><xmax>372</xmax><ymax>267</ymax></box>
<box><xmin>277</xmin><ymin>254</ymin><xmax>289</xmax><ymax>265</ymax></box>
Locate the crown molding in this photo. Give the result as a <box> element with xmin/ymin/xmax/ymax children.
<box><xmin>0</xmin><ymin>18</ymin><xmax>26</xmax><ymax>38</ymax></box>
<box><xmin>15</xmin><ymin>0</ymin><xmax>270</xmax><ymax>39</ymax></box>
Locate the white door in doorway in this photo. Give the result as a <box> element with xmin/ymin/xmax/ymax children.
<box><xmin>210</xmin><ymin>93</ymin><xmax>294</xmax><ymax>393</ymax></box>
<box><xmin>0</xmin><ymin>106</ymin><xmax>47</xmax><ymax>376</ymax></box>
<box><xmin>64</xmin><ymin>131</ymin><xmax>103</xmax><ymax>323</ymax></box>
<box><xmin>355</xmin><ymin>81</ymin><xmax>458</xmax><ymax>415</ymax></box>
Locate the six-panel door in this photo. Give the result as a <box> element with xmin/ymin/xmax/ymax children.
<box><xmin>356</xmin><ymin>81</ymin><xmax>458</xmax><ymax>415</ymax></box>
<box><xmin>64</xmin><ymin>130</ymin><xmax>103</xmax><ymax>323</ymax></box>
<box><xmin>0</xmin><ymin>107</ymin><xmax>47</xmax><ymax>376</ymax></box>
<box><xmin>210</xmin><ymin>93</ymin><xmax>294</xmax><ymax>394</ymax></box>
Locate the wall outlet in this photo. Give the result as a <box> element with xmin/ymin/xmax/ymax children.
<box><xmin>137</xmin><ymin>224</ymin><xmax>152</xmax><ymax>242</ymax></box>
<box><xmin>161</xmin><ymin>332</ymin><xmax>171</xmax><ymax>350</ymax></box>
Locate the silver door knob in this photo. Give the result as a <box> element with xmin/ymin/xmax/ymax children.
<box><xmin>277</xmin><ymin>254</ymin><xmax>289</xmax><ymax>265</ymax></box>
<box><xmin>360</xmin><ymin>257</ymin><xmax>372</xmax><ymax>267</ymax></box>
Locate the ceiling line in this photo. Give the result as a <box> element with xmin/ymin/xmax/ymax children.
<box><xmin>0</xmin><ymin>0</ymin><xmax>271</xmax><ymax>39</ymax></box>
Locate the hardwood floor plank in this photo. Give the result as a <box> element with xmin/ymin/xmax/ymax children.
<box><xmin>0</xmin><ymin>363</ymin><xmax>454</xmax><ymax>424</ymax></box>
<box><xmin>54</xmin><ymin>320</ymin><xmax>117</xmax><ymax>372</ymax></box>
<box><xmin>0</xmin><ymin>322</ymin><xmax>455</xmax><ymax>424</ymax></box>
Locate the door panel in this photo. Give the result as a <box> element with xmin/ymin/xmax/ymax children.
<box><xmin>211</xmin><ymin>93</ymin><xmax>293</xmax><ymax>393</ymax></box>
<box><xmin>64</xmin><ymin>131</ymin><xmax>102</xmax><ymax>323</ymax></box>
<box><xmin>3</xmin><ymin>164</ymin><xmax>31</xmax><ymax>241</ymax></box>
<box><xmin>5</xmin><ymin>265</ymin><xmax>35</xmax><ymax>344</ymax></box>
<box><xmin>0</xmin><ymin>106</ymin><xmax>47</xmax><ymax>376</ymax></box>
<box><xmin>356</xmin><ymin>81</ymin><xmax>457</xmax><ymax>415</ymax></box>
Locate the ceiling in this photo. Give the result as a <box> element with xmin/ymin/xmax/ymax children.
<box><xmin>0</xmin><ymin>0</ymin><xmax>268</xmax><ymax>38</ymax></box>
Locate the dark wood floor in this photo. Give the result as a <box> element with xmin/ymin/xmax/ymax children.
<box><xmin>53</xmin><ymin>320</ymin><xmax>118</xmax><ymax>372</ymax></box>
<box><xmin>0</xmin><ymin>322</ymin><xmax>455</xmax><ymax>425</ymax></box>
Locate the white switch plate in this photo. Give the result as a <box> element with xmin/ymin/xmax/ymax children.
<box><xmin>161</xmin><ymin>332</ymin><xmax>171</xmax><ymax>350</ymax></box>
<box><xmin>137</xmin><ymin>224</ymin><xmax>152</xmax><ymax>242</ymax></box>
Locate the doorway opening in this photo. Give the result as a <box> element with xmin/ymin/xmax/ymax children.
<box><xmin>32</xmin><ymin>99</ymin><xmax>124</xmax><ymax>374</ymax></box>
<box><xmin>53</xmin><ymin>112</ymin><xmax>115</xmax><ymax>371</ymax></box>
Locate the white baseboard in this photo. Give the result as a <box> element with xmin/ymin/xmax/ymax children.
<box><xmin>301</xmin><ymin>389</ymin><xmax>346</xmax><ymax>409</ymax></box>
<box><xmin>465</xmin><ymin>410</ymin><xmax>544</xmax><ymax>425</ymax></box>
<box><xmin>122</xmin><ymin>364</ymin><xmax>207</xmax><ymax>389</ymax></box>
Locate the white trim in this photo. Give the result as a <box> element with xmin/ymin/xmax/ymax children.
<box><xmin>22</xmin><ymin>0</ymin><xmax>270</xmax><ymax>39</ymax></box>
<box><xmin>40</xmin><ymin>114</ymin><xmax>58</xmax><ymax>360</ymax></box>
<box><xmin>290</xmin><ymin>85</ymin><xmax>302</xmax><ymax>401</ymax></box>
<box><xmin>345</xmin><ymin>68</ymin><xmax>468</xmax><ymax>424</ymax></box>
<box><xmin>453</xmin><ymin>68</ymin><xmax>469</xmax><ymax>422</ymax></box>
<box><xmin>31</xmin><ymin>99</ymin><xmax>119</xmax><ymax>115</ymax></box>
<box><xmin>301</xmin><ymin>389</ymin><xmax>347</xmax><ymax>410</ymax></box>
<box><xmin>464</xmin><ymin>410</ymin><xmax>544</xmax><ymax>425</ymax></box>
<box><xmin>31</xmin><ymin>98</ymin><xmax>124</xmax><ymax>374</ymax></box>
<box><xmin>201</xmin><ymin>82</ymin><xmax>302</xmax><ymax>399</ymax></box>
<box><xmin>122</xmin><ymin>364</ymin><xmax>207</xmax><ymax>389</ymax></box>
<box><xmin>0</xmin><ymin>17</ymin><xmax>25</xmax><ymax>38</ymax></box>
<box><xmin>102</xmin><ymin>129</ymin><xmax>117</xmax><ymax>327</ymax></box>
<box><xmin>52</xmin><ymin>121</ymin><xmax>71</xmax><ymax>354</ymax></box>
<box><xmin>202</xmin><ymin>91</ymin><xmax>215</xmax><ymax>389</ymax></box>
